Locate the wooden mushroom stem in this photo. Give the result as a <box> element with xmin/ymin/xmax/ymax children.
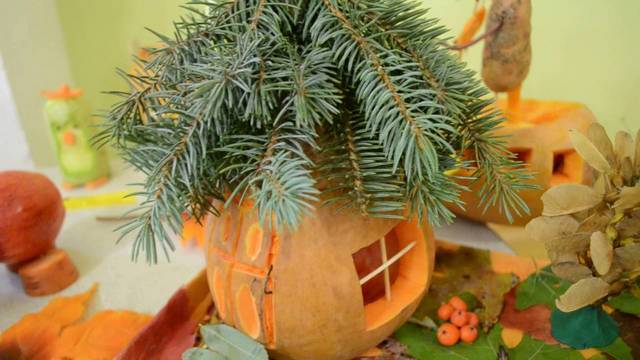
<box><xmin>15</xmin><ymin>248</ymin><xmax>78</xmax><ymax>297</ymax></box>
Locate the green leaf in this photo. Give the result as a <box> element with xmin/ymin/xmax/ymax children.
<box><xmin>516</xmin><ymin>266</ymin><xmax>571</xmax><ymax>310</ymax></box>
<box><xmin>607</xmin><ymin>291</ymin><xmax>640</xmax><ymax>315</ymax></box>
<box><xmin>459</xmin><ymin>291</ymin><xmax>480</xmax><ymax>310</ymax></box>
<box><xmin>507</xmin><ymin>333</ymin><xmax>583</xmax><ymax>360</ymax></box>
<box><xmin>598</xmin><ymin>337</ymin><xmax>633</xmax><ymax>360</ymax></box>
<box><xmin>200</xmin><ymin>324</ymin><xmax>268</xmax><ymax>360</ymax></box>
<box><xmin>182</xmin><ymin>348</ymin><xmax>227</xmax><ymax>360</ymax></box>
<box><xmin>551</xmin><ymin>306</ymin><xmax>619</xmax><ymax>349</ymax></box>
<box><xmin>394</xmin><ymin>323</ymin><xmax>503</xmax><ymax>360</ymax></box>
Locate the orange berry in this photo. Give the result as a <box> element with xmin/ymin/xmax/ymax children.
<box><xmin>450</xmin><ymin>309</ymin><xmax>469</xmax><ymax>327</ymax></box>
<box><xmin>448</xmin><ymin>296</ymin><xmax>468</xmax><ymax>311</ymax></box>
<box><xmin>437</xmin><ymin>323</ymin><xmax>460</xmax><ymax>346</ymax></box>
<box><xmin>468</xmin><ymin>312</ymin><xmax>479</xmax><ymax>327</ymax></box>
<box><xmin>437</xmin><ymin>303</ymin><xmax>454</xmax><ymax>321</ymax></box>
<box><xmin>460</xmin><ymin>325</ymin><xmax>478</xmax><ymax>344</ymax></box>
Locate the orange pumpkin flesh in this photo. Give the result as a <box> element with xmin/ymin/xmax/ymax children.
<box><xmin>205</xmin><ymin>203</ymin><xmax>435</xmax><ymax>360</ymax></box>
<box><xmin>0</xmin><ymin>171</ymin><xmax>65</xmax><ymax>267</ymax></box>
<box><xmin>451</xmin><ymin>99</ymin><xmax>595</xmax><ymax>225</ymax></box>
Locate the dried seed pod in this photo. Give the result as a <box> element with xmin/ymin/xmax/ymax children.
<box><xmin>551</xmin><ymin>262</ymin><xmax>593</xmax><ymax>283</ymax></box>
<box><xmin>620</xmin><ymin>158</ymin><xmax>634</xmax><ymax>185</ymax></box>
<box><xmin>541</xmin><ymin>184</ymin><xmax>602</xmax><ymax>216</ymax></box>
<box><xmin>525</xmin><ymin>215</ymin><xmax>579</xmax><ymax>242</ymax></box>
<box><xmin>613</xmin><ymin>186</ymin><xmax>640</xmax><ymax>211</ymax></box>
<box><xmin>569</xmin><ymin>129</ymin><xmax>612</xmax><ymax>173</ymax></box>
<box><xmin>587</xmin><ymin>123</ymin><xmax>616</xmax><ymax>166</ymax></box>
<box><xmin>615</xmin><ymin>131</ymin><xmax>634</xmax><ymax>165</ymax></box>
<box><xmin>616</xmin><ymin>211</ymin><xmax>640</xmax><ymax>238</ymax></box>
<box><xmin>634</xmin><ymin>128</ymin><xmax>640</xmax><ymax>174</ymax></box>
<box><xmin>590</xmin><ymin>231</ymin><xmax>613</xmax><ymax>275</ymax></box>
<box><xmin>577</xmin><ymin>210</ymin><xmax>613</xmax><ymax>235</ymax></box>
<box><xmin>614</xmin><ymin>244</ymin><xmax>640</xmax><ymax>270</ymax></box>
<box><xmin>601</xmin><ymin>263</ymin><xmax>623</xmax><ymax>284</ymax></box>
<box><xmin>556</xmin><ymin>277</ymin><xmax>610</xmax><ymax>313</ymax></box>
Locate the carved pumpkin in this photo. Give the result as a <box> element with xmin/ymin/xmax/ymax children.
<box><xmin>205</xmin><ymin>202</ymin><xmax>435</xmax><ymax>360</ymax></box>
<box><xmin>452</xmin><ymin>99</ymin><xmax>596</xmax><ymax>225</ymax></box>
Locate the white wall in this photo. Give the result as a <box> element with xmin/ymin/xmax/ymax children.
<box><xmin>0</xmin><ymin>0</ymin><xmax>74</xmax><ymax>167</ymax></box>
<box><xmin>0</xmin><ymin>55</ymin><xmax>33</xmax><ymax>170</ymax></box>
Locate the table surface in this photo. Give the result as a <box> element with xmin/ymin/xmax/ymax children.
<box><xmin>0</xmin><ymin>163</ymin><xmax>511</xmax><ymax>330</ymax></box>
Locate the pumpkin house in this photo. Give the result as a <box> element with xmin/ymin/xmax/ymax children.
<box><xmin>101</xmin><ymin>0</ymin><xmax>532</xmax><ymax>358</ymax></box>
<box><xmin>206</xmin><ymin>202</ymin><xmax>435</xmax><ymax>359</ymax></box>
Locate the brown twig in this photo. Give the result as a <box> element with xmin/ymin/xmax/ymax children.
<box><xmin>445</xmin><ymin>17</ymin><xmax>504</xmax><ymax>51</ymax></box>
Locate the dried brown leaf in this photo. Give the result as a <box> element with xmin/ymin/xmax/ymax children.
<box><xmin>615</xmin><ymin>131</ymin><xmax>634</xmax><ymax>166</ymax></box>
<box><xmin>569</xmin><ymin>128</ymin><xmax>612</xmax><ymax>173</ymax></box>
<box><xmin>613</xmin><ymin>186</ymin><xmax>640</xmax><ymax>210</ymax></box>
<box><xmin>587</xmin><ymin>123</ymin><xmax>616</xmax><ymax>166</ymax></box>
<box><xmin>555</xmin><ymin>277</ymin><xmax>610</xmax><ymax>312</ymax></box>
<box><xmin>614</xmin><ymin>244</ymin><xmax>640</xmax><ymax>270</ymax></box>
<box><xmin>590</xmin><ymin>231</ymin><xmax>613</xmax><ymax>275</ymax></box>
<box><xmin>541</xmin><ymin>184</ymin><xmax>602</xmax><ymax>216</ymax></box>
<box><xmin>551</xmin><ymin>262</ymin><xmax>593</xmax><ymax>282</ymax></box>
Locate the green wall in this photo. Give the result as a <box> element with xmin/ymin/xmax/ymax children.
<box><xmin>56</xmin><ymin>0</ymin><xmax>187</xmax><ymax>116</ymax></box>
<box><xmin>424</xmin><ymin>0</ymin><xmax>640</xmax><ymax>135</ymax></box>
<box><xmin>5</xmin><ymin>1</ymin><xmax>639</xmax><ymax>166</ymax></box>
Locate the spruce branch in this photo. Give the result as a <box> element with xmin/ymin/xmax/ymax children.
<box><xmin>101</xmin><ymin>0</ymin><xmax>534</xmax><ymax>263</ymax></box>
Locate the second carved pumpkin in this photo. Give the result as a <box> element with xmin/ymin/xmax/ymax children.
<box><xmin>452</xmin><ymin>99</ymin><xmax>596</xmax><ymax>225</ymax></box>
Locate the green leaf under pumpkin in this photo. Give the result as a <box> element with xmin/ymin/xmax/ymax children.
<box><xmin>550</xmin><ymin>306</ymin><xmax>619</xmax><ymax>349</ymax></box>
<box><xmin>507</xmin><ymin>332</ymin><xmax>583</xmax><ymax>360</ymax></box>
<box><xmin>516</xmin><ymin>266</ymin><xmax>571</xmax><ymax>310</ymax></box>
<box><xmin>182</xmin><ymin>348</ymin><xmax>226</xmax><ymax>360</ymax></box>
<box><xmin>607</xmin><ymin>291</ymin><xmax>640</xmax><ymax>315</ymax></box>
<box><xmin>199</xmin><ymin>324</ymin><xmax>268</xmax><ymax>360</ymax></box>
<box><xmin>598</xmin><ymin>337</ymin><xmax>633</xmax><ymax>360</ymax></box>
<box><xmin>395</xmin><ymin>322</ymin><xmax>584</xmax><ymax>360</ymax></box>
<box><xmin>414</xmin><ymin>244</ymin><xmax>516</xmax><ymax>329</ymax></box>
<box><xmin>394</xmin><ymin>323</ymin><xmax>504</xmax><ymax>360</ymax></box>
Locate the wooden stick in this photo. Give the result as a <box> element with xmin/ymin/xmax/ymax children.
<box><xmin>359</xmin><ymin>241</ymin><xmax>416</xmax><ymax>285</ymax></box>
<box><xmin>507</xmin><ymin>86</ymin><xmax>523</xmax><ymax>123</ymax></box>
<box><xmin>379</xmin><ymin>237</ymin><xmax>391</xmax><ymax>301</ymax></box>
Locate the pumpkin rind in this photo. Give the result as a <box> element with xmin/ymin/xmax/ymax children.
<box><xmin>205</xmin><ymin>203</ymin><xmax>435</xmax><ymax>360</ymax></box>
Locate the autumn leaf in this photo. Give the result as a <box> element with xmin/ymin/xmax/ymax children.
<box><xmin>394</xmin><ymin>323</ymin><xmax>504</xmax><ymax>360</ymax></box>
<box><xmin>414</xmin><ymin>244</ymin><xmax>516</xmax><ymax>329</ymax></box>
<box><xmin>507</xmin><ymin>332</ymin><xmax>583</xmax><ymax>360</ymax></box>
<box><xmin>516</xmin><ymin>266</ymin><xmax>571</xmax><ymax>310</ymax></box>
<box><xmin>550</xmin><ymin>306</ymin><xmax>618</xmax><ymax>349</ymax></box>
<box><xmin>607</xmin><ymin>291</ymin><xmax>640</xmax><ymax>315</ymax></box>
<box><xmin>499</xmin><ymin>288</ymin><xmax>556</xmax><ymax>344</ymax></box>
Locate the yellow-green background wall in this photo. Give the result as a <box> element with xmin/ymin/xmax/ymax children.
<box><xmin>3</xmin><ymin>0</ymin><xmax>639</xmax><ymax>166</ymax></box>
